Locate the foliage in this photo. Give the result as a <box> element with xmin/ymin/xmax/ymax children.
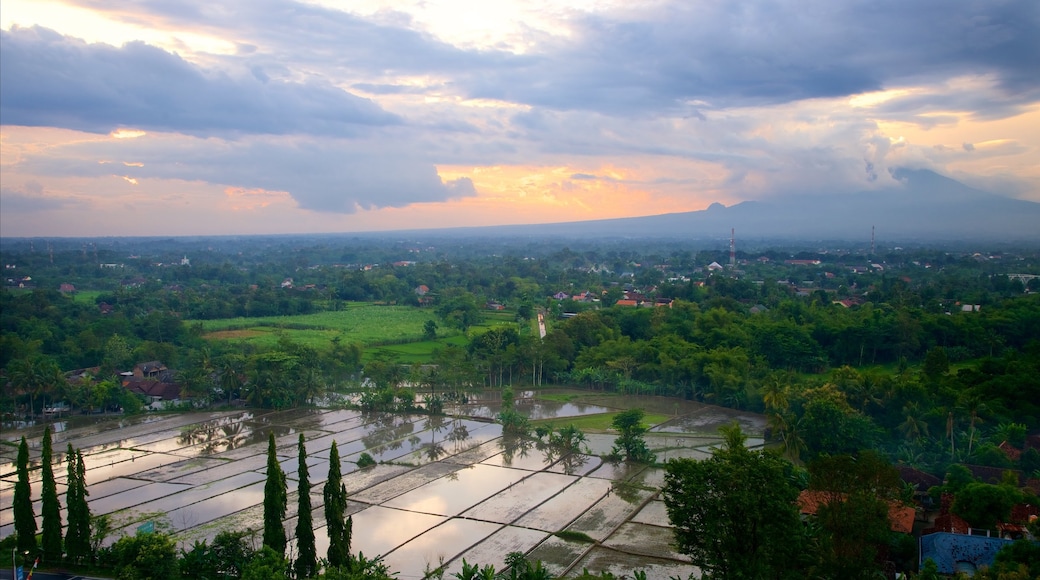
<box><xmin>295</xmin><ymin>434</ymin><xmax>317</xmax><ymax>579</ymax></box>
<box><xmin>65</xmin><ymin>444</ymin><xmax>93</xmax><ymax>564</ymax></box>
<box><xmin>952</xmin><ymin>482</ymin><xmax>1023</xmax><ymax>530</ymax></box>
<box><xmin>13</xmin><ymin>435</ymin><xmax>37</xmax><ymax>555</ymax></box>
<box><xmin>609</xmin><ymin>408</ymin><xmax>656</xmax><ymax>463</ymax></box>
<box><xmin>324</xmin><ymin>440</ymin><xmax>352</xmax><ymax>569</ymax></box>
<box><xmin>179</xmin><ymin>530</ymin><xmax>256</xmax><ymax>580</ymax></box>
<box><xmin>356</xmin><ymin>452</ymin><xmax>377</xmax><ymax>468</ymax></box>
<box><xmin>807</xmin><ymin>451</ymin><xmax>903</xmax><ymax>579</ymax></box>
<box><xmin>262</xmin><ymin>433</ymin><xmax>287</xmax><ymax>556</ymax></box>
<box><xmin>663</xmin><ymin>423</ymin><xmax>810</xmax><ymax>579</ymax></box>
<box><xmin>241</xmin><ymin>546</ymin><xmax>289</xmax><ymax>580</ymax></box>
<box><xmin>40</xmin><ymin>426</ymin><xmax>63</xmax><ymax>563</ymax></box>
<box><xmin>104</xmin><ymin>531</ymin><xmax>179</xmax><ymax>580</ymax></box>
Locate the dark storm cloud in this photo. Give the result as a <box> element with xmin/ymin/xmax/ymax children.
<box><xmin>8</xmin><ymin>0</ymin><xmax>1036</xmax><ymax>139</ymax></box>
<box><xmin>470</xmin><ymin>0</ymin><xmax>1040</xmax><ymax>117</ymax></box>
<box><xmin>0</xmin><ymin>25</ymin><xmax>398</xmax><ymax>137</ymax></box>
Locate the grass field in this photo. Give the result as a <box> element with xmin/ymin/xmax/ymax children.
<box><xmin>530</xmin><ymin>411</ymin><xmax>672</xmax><ymax>433</ymax></box>
<box><xmin>191</xmin><ymin>305</ymin><xmax>438</xmax><ymax>350</ymax></box>
<box><xmin>192</xmin><ymin>303</ymin><xmax>521</xmax><ymax>362</ymax></box>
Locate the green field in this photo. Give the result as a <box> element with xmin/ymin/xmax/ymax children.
<box><xmin>191</xmin><ymin>305</ymin><xmax>438</xmax><ymax>350</ymax></box>
<box><xmin>530</xmin><ymin>411</ymin><xmax>672</xmax><ymax>432</ymax></box>
<box><xmin>191</xmin><ymin>304</ymin><xmax>522</xmax><ymax>362</ymax></box>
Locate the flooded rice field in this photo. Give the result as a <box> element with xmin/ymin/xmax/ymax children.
<box><xmin>1</xmin><ymin>391</ymin><xmax>765</xmax><ymax>579</ymax></box>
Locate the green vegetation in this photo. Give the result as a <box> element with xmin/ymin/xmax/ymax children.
<box><xmin>663</xmin><ymin>424</ymin><xmax>811</xmax><ymax>579</ymax></box>
<box><xmin>40</xmin><ymin>426</ymin><xmax>63</xmax><ymax>563</ymax></box>
<box><xmin>530</xmin><ymin>411</ymin><xmax>670</xmax><ymax>433</ymax></box>
<box><xmin>323</xmin><ymin>440</ymin><xmax>351</xmax><ymax>569</ymax></box>
<box><xmin>552</xmin><ymin>530</ymin><xmax>595</xmax><ymax>543</ymax></box>
<box><xmin>262</xmin><ymin>433</ymin><xmax>287</xmax><ymax>556</ymax></box>
<box><xmin>609</xmin><ymin>408</ymin><xmax>656</xmax><ymax>463</ymax></box>
<box><xmin>295</xmin><ymin>434</ymin><xmax>317</xmax><ymax>580</ymax></box>
<box><xmin>13</xmin><ymin>436</ymin><xmax>36</xmax><ymax>555</ymax></box>
<box><xmin>3</xmin><ymin>237</ymin><xmax>1040</xmax><ymax>578</ymax></box>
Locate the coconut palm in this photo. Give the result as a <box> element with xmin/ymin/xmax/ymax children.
<box><xmin>898</xmin><ymin>402</ymin><xmax>929</xmax><ymax>442</ymax></box>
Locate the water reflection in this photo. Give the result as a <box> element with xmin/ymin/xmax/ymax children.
<box><xmin>359</xmin><ymin>412</ymin><xmax>419</xmax><ymax>456</ymax></box>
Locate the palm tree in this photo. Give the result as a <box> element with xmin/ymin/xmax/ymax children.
<box><xmin>761</xmin><ymin>372</ymin><xmax>790</xmax><ymax>413</ymax></box>
<box><xmin>768</xmin><ymin>411</ymin><xmax>805</xmax><ymax>462</ymax></box>
<box><xmin>220</xmin><ymin>359</ymin><xmax>243</xmax><ymax>407</ymax></box>
<box><xmin>898</xmin><ymin>402</ymin><xmax>929</xmax><ymax>442</ymax></box>
<box><xmin>295</xmin><ymin>367</ymin><xmax>325</xmax><ymax>407</ymax></box>
<box><xmin>957</xmin><ymin>394</ymin><xmax>989</xmax><ymax>456</ymax></box>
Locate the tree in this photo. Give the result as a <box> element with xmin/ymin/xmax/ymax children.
<box><xmin>262</xmin><ymin>433</ymin><xmax>287</xmax><ymax>556</ymax></box>
<box><xmin>807</xmin><ymin>452</ymin><xmax>903</xmax><ymax>579</ymax></box>
<box><xmin>610</xmin><ymin>408</ymin><xmax>656</xmax><ymax>463</ymax></box>
<box><xmin>662</xmin><ymin>423</ymin><xmax>809</xmax><ymax>579</ymax></box>
<box><xmin>295</xmin><ymin>434</ymin><xmax>317</xmax><ymax>579</ymax></box>
<box><xmin>65</xmin><ymin>445</ymin><xmax>92</xmax><ymax>563</ymax></box>
<box><xmin>242</xmin><ymin>546</ymin><xmax>289</xmax><ymax>580</ymax></box>
<box><xmin>14</xmin><ymin>435</ymin><xmax>37</xmax><ymax>554</ymax></box>
<box><xmin>40</xmin><ymin>426</ymin><xmax>63</xmax><ymax>562</ymax></box>
<box><xmin>106</xmin><ymin>532</ymin><xmax>179</xmax><ymax>580</ymax></box>
<box><xmin>952</xmin><ymin>482</ymin><xmax>1022</xmax><ymax>530</ymax></box>
<box><xmin>324</xmin><ymin>440</ymin><xmax>352</xmax><ymax>569</ymax></box>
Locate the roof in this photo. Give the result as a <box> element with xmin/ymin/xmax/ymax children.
<box><xmin>998</xmin><ymin>441</ymin><xmax>1022</xmax><ymax>462</ymax></box>
<box><xmin>122</xmin><ymin>378</ymin><xmax>183</xmax><ymax>400</ymax></box>
<box><xmin>797</xmin><ymin>490</ymin><xmax>915</xmax><ymax>534</ymax></box>
<box><xmin>924</xmin><ymin>493</ymin><xmax>970</xmax><ymax>536</ymax></box>
<box><xmin>964</xmin><ymin>464</ymin><xmax>1021</xmax><ymax>485</ymax></box>
<box><xmin>897</xmin><ymin>466</ymin><xmax>942</xmax><ymax>490</ymax></box>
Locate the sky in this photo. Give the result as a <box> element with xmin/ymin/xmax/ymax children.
<box><xmin>1</xmin><ymin>0</ymin><xmax>1039</xmax><ymax>237</ymax></box>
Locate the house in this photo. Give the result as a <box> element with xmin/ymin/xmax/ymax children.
<box><xmin>133</xmin><ymin>361</ymin><xmax>169</xmax><ymax>380</ymax></box>
<box><xmin>784</xmin><ymin>259</ymin><xmax>821</xmax><ymax>266</ymax></box>
<box><xmin>614</xmin><ymin>299</ymin><xmax>638</xmax><ymax>307</ymax></box>
<box><xmin>919</xmin><ymin>533</ymin><xmax>1011</xmax><ymax>576</ymax></box>
<box><xmin>552</xmin><ymin>291</ymin><xmax>569</xmax><ymax>300</ymax></box>
<box><xmin>122</xmin><ymin>378</ymin><xmax>185</xmax><ymax>410</ymax></box>
<box><xmin>654</xmin><ymin>298</ymin><xmax>673</xmax><ymax>308</ymax></box>
<box><xmin>59</xmin><ymin>283</ymin><xmax>76</xmax><ymax>293</ymax></box>
<box><xmin>797</xmin><ymin>490</ymin><xmax>916</xmax><ymax>535</ymax></box>
<box><xmin>707</xmin><ymin>262</ymin><xmax>724</xmax><ymax>271</ymax></box>
<box><xmin>486</xmin><ymin>302</ymin><xmax>505</xmax><ymax>311</ymax></box>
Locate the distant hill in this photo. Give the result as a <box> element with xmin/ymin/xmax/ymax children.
<box><xmin>437</xmin><ymin>168</ymin><xmax>1040</xmax><ymax>243</ymax></box>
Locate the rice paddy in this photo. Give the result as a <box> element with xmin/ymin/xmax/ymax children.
<box><xmin>1</xmin><ymin>393</ymin><xmax>768</xmax><ymax>579</ymax></box>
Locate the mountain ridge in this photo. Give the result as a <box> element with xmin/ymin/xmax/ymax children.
<box><xmin>431</xmin><ymin>168</ymin><xmax>1040</xmax><ymax>242</ymax></box>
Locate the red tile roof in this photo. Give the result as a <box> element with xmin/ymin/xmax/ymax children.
<box><xmin>797</xmin><ymin>490</ymin><xmax>915</xmax><ymax>534</ymax></box>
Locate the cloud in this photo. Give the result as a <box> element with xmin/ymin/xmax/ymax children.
<box><xmin>0</xmin><ymin>182</ymin><xmax>86</xmax><ymax>212</ymax></box>
<box><xmin>464</xmin><ymin>0</ymin><xmax>1040</xmax><ymax>118</ymax></box>
<box><xmin>13</xmin><ymin>132</ymin><xmax>477</xmax><ymax>213</ymax></box>
<box><xmin>0</xmin><ymin>25</ymin><xmax>399</xmax><ymax>137</ymax></box>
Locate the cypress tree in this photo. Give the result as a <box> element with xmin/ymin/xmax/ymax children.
<box><xmin>13</xmin><ymin>435</ymin><xmax>37</xmax><ymax>554</ymax></box>
<box><xmin>323</xmin><ymin>440</ymin><xmax>352</xmax><ymax>568</ymax></box>
<box><xmin>262</xmin><ymin>432</ymin><xmax>287</xmax><ymax>556</ymax></box>
<box><xmin>65</xmin><ymin>444</ymin><xmax>92</xmax><ymax>563</ymax></box>
<box><xmin>40</xmin><ymin>427</ymin><xmax>63</xmax><ymax>562</ymax></box>
<box><xmin>295</xmin><ymin>433</ymin><xmax>317</xmax><ymax>579</ymax></box>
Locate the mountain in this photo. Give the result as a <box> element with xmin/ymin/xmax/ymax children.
<box><xmin>450</xmin><ymin>169</ymin><xmax>1040</xmax><ymax>243</ymax></box>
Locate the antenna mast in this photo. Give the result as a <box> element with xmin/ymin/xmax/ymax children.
<box><xmin>729</xmin><ymin>228</ymin><xmax>736</xmax><ymax>268</ymax></box>
<box><xmin>871</xmin><ymin>225</ymin><xmax>875</xmax><ymax>256</ymax></box>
